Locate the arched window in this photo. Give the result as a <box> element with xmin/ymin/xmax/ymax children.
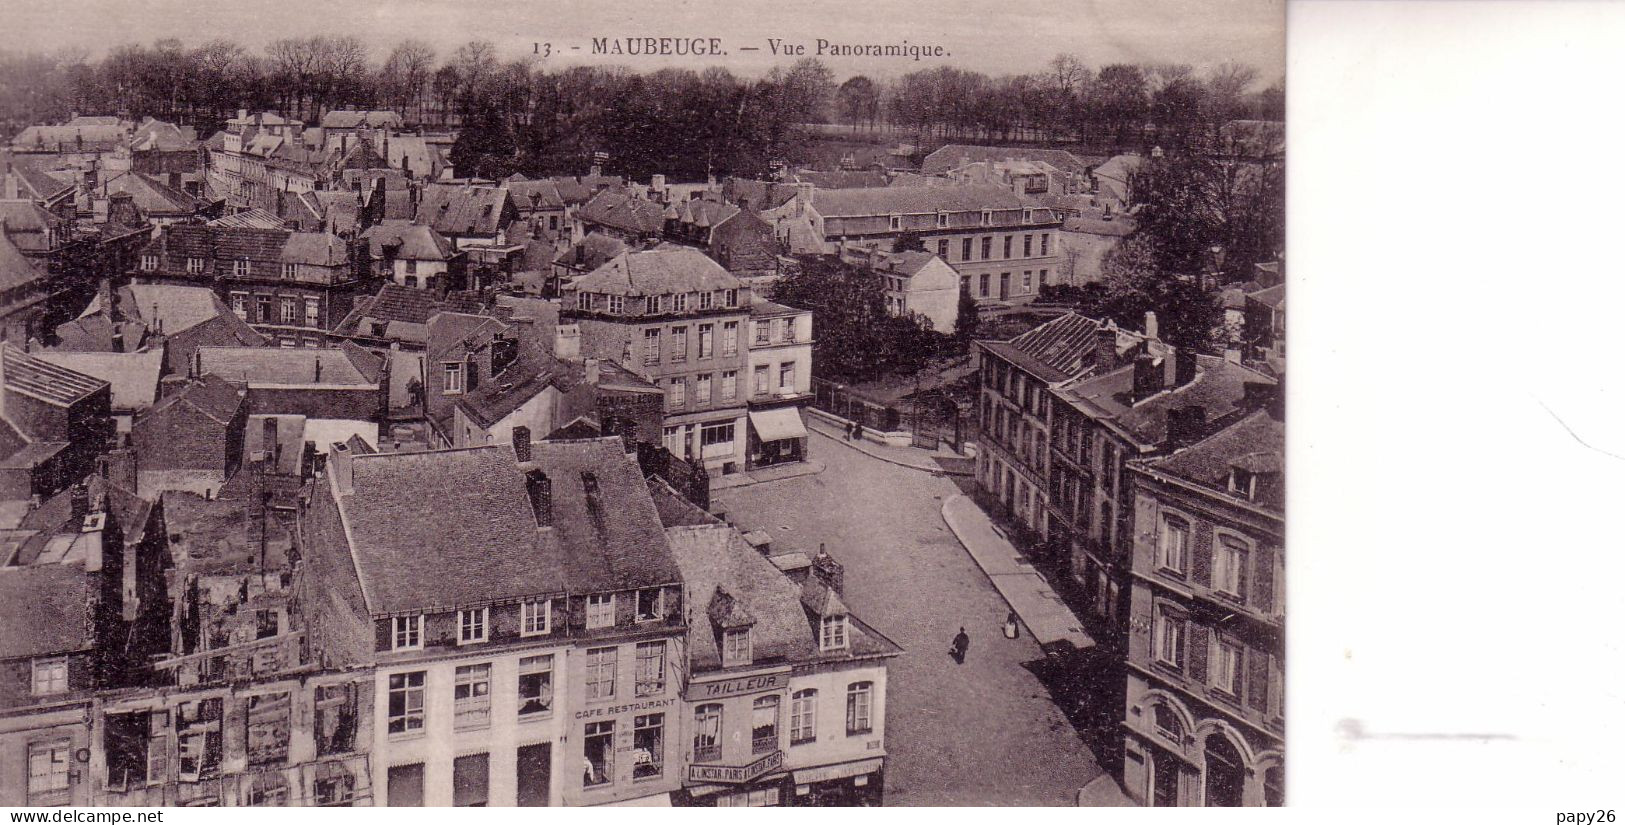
<box><xmin>1203</xmin><ymin>734</ymin><xmax>1245</xmax><ymax>807</ymax></box>
<box><xmin>1152</xmin><ymin>702</ymin><xmax>1183</xmax><ymax>743</ymax></box>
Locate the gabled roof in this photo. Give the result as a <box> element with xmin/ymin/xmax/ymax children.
<box><xmin>573</xmin><ymin>247</ymin><xmax>742</xmax><ymax>296</ymax></box>
<box><xmin>506</xmin><ymin>179</ymin><xmax>566</xmax><ymax>210</ymax></box>
<box><xmin>416</xmin><ymin>183</ymin><xmax>511</xmax><ymax>236</ymax></box>
<box><xmin>336</xmin><ymin>446</ymin><xmax>567</xmax><ymax>614</ymax></box>
<box><xmin>281</xmin><ymin>231</ymin><xmax>349</xmax><ymax>266</ymax></box>
<box><xmin>1064</xmin><ymin>355</ymin><xmax>1275</xmax><ymax>448</ymax></box>
<box><xmin>361</xmin><ymin>219</ymin><xmax>456</xmax><ymax>261</ymax></box>
<box><xmin>527</xmin><ymin>437</ymin><xmax>681</xmax><ymax>592</ymax></box>
<box><xmin>667</xmin><ymin>524</ymin><xmax>817</xmax><ymax>667</ymax></box>
<box><xmin>208</xmin><ymin>208</ymin><xmax>286</xmax><ymax>230</ymax></box>
<box><xmin>33</xmin><ymin>350</ymin><xmax>164</xmax><ymax>413</ymax></box>
<box><xmin>145</xmin><ymin>373</ymin><xmax>245</xmax><ymax>427</ymax></box>
<box><xmin>131</xmin><ymin>118</ymin><xmax>197</xmax><ymax>151</ymax></box>
<box><xmin>454</xmin><ymin>345</ymin><xmax>567</xmax><ymax>429</ymax></box>
<box><xmin>196</xmin><ymin>346</ymin><xmax>375</xmax><ymax>386</ymax></box>
<box><xmin>0</xmin><ymin>200</ymin><xmax>63</xmax><ymax>253</ymax></box>
<box><xmin>3</xmin><ymin>345</ymin><xmax>108</xmax><ymax>407</ymax></box>
<box><xmin>979</xmin><ymin>312</ymin><xmax>1112</xmax><ymax>383</ymax></box>
<box><xmin>0</xmin><ymin>230</ymin><xmax>45</xmax><ymax>292</ymax></box>
<box><xmin>578</xmin><ymin>188</ymin><xmax>667</xmax><ymax>235</ymax></box>
<box><xmin>98</xmin><ymin>171</ymin><xmax>204</xmax><ymax>216</ymax></box>
<box><xmin>1247</xmin><ymin>283</ymin><xmax>1285</xmax><ymax>310</ymax></box>
<box><xmin>120</xmin><ymin>283</ymin><xmax>232</xmax><ymax>335</ymax></box>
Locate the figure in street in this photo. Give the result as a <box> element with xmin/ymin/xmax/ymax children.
<box><xmin>950</xmin><ymin>626</ymin><xmax>970</xmax><ymax>664</ymax></box>
<box><xmin>1003</xmin><ymin>610</ymin><xmax>1020</xmax><ymax>639</ymax></box>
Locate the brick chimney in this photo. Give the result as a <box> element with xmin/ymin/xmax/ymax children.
<box><xmin>1094</xmin><ymin>324</ymin><xmax>1120</xmax><ymax>373</ymax></box>
<box><xmin>525</xmin><ymin>469</ymin><xmax>552</xmax><ymax>526</ymax></box>
<box><xmin>1143</xmin><ymin>311</ymin><xmax>1158</xmax><ymax>341</ymax></box>
<box><xmin>1132</xmin><ymin>352</ymin><xmax>1164</xmax><ymax>400</ymax></box>
<box><xmin>512</xmin><ymin>425</ymin><xmax>532</xmax><ymax>463</ymax></box>
<box><xmin>811</xmin><ymin>543</ymin><xmax>845</xmax><ymax>596</ymax></box>
<box><xmin>328</xmin><ymin>441</ymin><xmax>354</xmax><ymax>494</ymax></box>
<box><xmin>1175</xmin><ymin>348</ymin><xmax>1198</xmax><ymax>387</ymax></box>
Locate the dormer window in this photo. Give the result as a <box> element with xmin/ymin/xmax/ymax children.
<box><xmin>672</xmin><ymin>293</ymin><xmax>687</xmax><ymax>313</ymax></box>
<box><xmin>820</xmin><ymin>615</ymin><xmax>848</xmax><ymax>651</ymax></box>
<box><xmin>186</xmin><ymin>257</ymin><xmax>205</xmax><ymax>275</ymax></box>
<box><xmin>935</xmin><ymin>211</ymin><xmax>948</xmax><ymax>228</ymax></box>
<box><xmin>698</xmin><ymin>291</ymin><xmax>713</xmax><ymax>310</ymax></box>
<box><xmin>392</xmin><ymin>615</ymin><xmax>423</xmax><ymax>650</ymax></box>
<box><xmin>521</xmin><ymin>600</ymin><xmax>552</xmax><ymax>636</ymax></box>
<box><xmin>282</xmin><ymin>263</ymin><xmax>297</xmax><ymax>279</ymax></box>
<box><xmin>1022</xmin><ymin>207</ymin><xmax>1034</xmax><ymax>224</ymax></box>
<box><xmin>31</xmin><ymin>657</ymin><xmax>67</xmax><ymax>696</ymax></box>
<box><xmin>586</xmin><ymin>593</ymin><xmax>615</xmax><ymax>629</ymax></box>
<box><xmin>607</xmin><ymin>294</ymin><xmax>624</xmax><ymax>314</ymax></box>
<box><xmin>981</xmin><ymin>209</ymin><xmax>993</xmax><ymax>226</ymax></box>
<box><xmin>636</xmin><ymin>588</ymin><xmax>664</xmax><ymax>623</ymax></box>
<box><xmin>724</xmin><ymin>288</ymin><xmax>739</xmax><ymax>307</ymax></box>
<box><xmin>1229</xmin><ymin>468</ymin><xmax>1258</xmax><ymax>500</ymax></box>
<box><xmin>457</xmin><ymin>607</ymin><xmax>488</xmax><ymax>644</ymax></box>
<box><xmin>888</xmin><ymin>214</ymin><xmax>901</xmax><ymax>231</ymax></box>
<box><xmin>140</xmin><ymin>254</ymin><xmax>157</xmax><ymax>272</ymax></box>
<box><xmin>723</xmin><ymin>628</ymin><xmax>753</xmax><ymax>666</ymax></box>
<box><xmin>234</xmin><ymin>258</ymin><xmax>251</xmax><ymax>277</ymax></box>
<box><xmin>645</xmin><ymin>295</ymin><xmax>659</xmax><ymax>314</ymax></box>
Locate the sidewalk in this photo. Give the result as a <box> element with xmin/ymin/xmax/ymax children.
<box><xmin>710</xmin><ymin>458</ymin><xmax>826</xmax><ymax>491</ymax></box>
<box><xmin>941</xmin><ymin>494</ymin><xmax>1094</xmax><ymax>650</ymax></box>
<box><xmin>806</xmin><ymin>416</ymin><xmax>975</xmax><ymax>476</ymax></box>
<box><xmin>1075</xmin><ymin>773</ymin><xmax>1138</xmax><ymax>807</ymax></box>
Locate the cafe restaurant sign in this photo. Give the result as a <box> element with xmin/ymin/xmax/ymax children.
<box><xmin>688</xmin><ymin>750</ymin><xmax>784</xmax><ymax>785</ymax></box>
<box><xmin>684</xmin><ymin>670</ymin><xmax>789</xmax><ymax>701</ymax></box>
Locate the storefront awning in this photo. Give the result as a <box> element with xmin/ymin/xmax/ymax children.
<box><xmin>748</xmin><ymin>407</ymin><xmax>807</xmax><ymax>443</ymax></box>
<box><xmin>793</xmin><ymin>757</ymin><xmax>884</xmax><ymax>786</ymax></box>
<box><xmin>600</xmin><ymin>791</ymin><xmax>672</xmax><ymax>807</ymax></box>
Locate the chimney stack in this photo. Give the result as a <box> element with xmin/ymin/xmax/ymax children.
<box><xmin>328</xmin><ymin>441</ymin><xmax>354</xmax><ymax>494</ymax></box>
<box><xmin>1132</xmin><ymin>352</ymin><xmax>1164</xmax><ymax>400</ymax></box>
<box><xmin>1175</xmin><ymin>347</ymin><xmax>1198</xmax><ymax>387</ymax></box>
<box><xmin>512</xmin><ymin>426</ymin><xmax>532</xmax><ymax>463</ymax></box>
<box><xmin>553</xmin><ymin>322</ymin><xmax>581</xmax><ymax>362</ymax></box>
<box><xmin>525</xmin><ymin>469</ymin><xmax>552</xmax><ymax>526</ymax></box>
<box><xmin>313</xmin><ymin>356</ymin><xmax>322</xmax><ymax>383</ymax></box>
<box><xmin>1094</xmin><ymin>324</ymin><xmax>1120</xmax><ymax>373</ymax></box>
<box><xmin>584</xmin><ymin>357</ymin><xmax>600</xmax><ymax>386</ymax></box>
<box><xmin>1144</xmin><ymin>311</ymin><xmax>1158</xmax><ymax>341</ymax></box>
<box><xmin>812</xmin><ymin>543</ymin><xmax>845</xmax><ymax>596</ymax></box>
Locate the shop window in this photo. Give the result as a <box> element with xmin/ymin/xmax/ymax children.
<box><xmin>632</xmin><ymin>714</ymin><xmax>664</xmax><ymax>779</ymax></box>
<box><xmin>518</xmin><ymin>655</ymin><xmax>555</xmax><ymax>717</ymax></box>
<box><xmin>752</xmin><ymin>695</ymin><xmax>780</xmax><ymax>754</ymax></box>
<box><xmin>583</xmin><ymin>722</ymin><xmax>614</xmax><ymax>786</ymax></box>
<box><xmin>693</xmin><ymin>704</ymin><xmax>722</xmax><ymax>763</ymax></box>
<box><xmin>454</xmin><ymin>664</ymin><xmax>492</xmax><ymax>730</ymax></box>
<box><xmin>387</xmin><ymin>763</ymin><xmax>424</xmax><ymax>807</ymax></box>
<box><xmin>702</xmin><ymin>421</ymin><xmax>735</xmax><ymax>447</ymax></box>
<box><xmin>635</xmin><ymin>641</ymin><xmax>666</xmax><ymax>696</ymax></box>
<box><xmin>452</xmin><ymin>752</ymin><xmax>489</xmax><ymax>807</ymax></box>
<box><xmin>718</xmin><ymin>787</ymin><xmax>781</xmax><ymax>807</ymax></box>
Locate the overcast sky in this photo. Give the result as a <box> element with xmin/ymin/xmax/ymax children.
<box><xmin>5</xmin><ymin>0</ymin><xmax>1284</xmax><ymax>83</ymax></box>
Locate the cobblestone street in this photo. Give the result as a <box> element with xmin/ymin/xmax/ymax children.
<box><xmin>715</xmin><ymin>431</ymin><xmax>1103</xmax><ymax>806</ymax></box>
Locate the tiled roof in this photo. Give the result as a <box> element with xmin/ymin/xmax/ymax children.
<box><xmin>670</xmin><ymin>197</ymin><xmax>738</xmax><ymax>229</ymax></box>
<box><xmin>0</xmin><ymin>563</ymin><xmax>94</xmax><ymax>658</ymax></box>
<box><xmin>131</xmin><ymin>118</ymin><xmax>197</xmax><ymax>151</ymax></box>
<box><xmin>416</xmin><ymin>183</ymin><xmax>510</xmax><ymax>236</ymax></box>
<box><xmin>0</xmin><ymin>200</ymin><xmax>62</xmax><ymax>253</ymax></box>
<box><xmin>527</xmin><ymin>437</ymin><xmax>681</xmax><ymax>592</ymax></box>
<box><xmin>11</xmin><ymin>123</ymin><xmax>126</xmax><ymax>152</ymax></box>
<box><xmin>338</xmin><ymin>446</ymin><xmax>568</xmax><ymax>614</ymax></box>
<box><xmin>207</xmin><ymin>208</ymin><xmax>286</xmax><ymax>230</ymax></box>
<box><xmin>1149</xmin><ymin>407</ymin><xmax>1285</xmax><ymax>514</ymax></box>
<box><xmin>665</xmin><ymin>523</ymin><xmax>822</xmax><ymax>667</ymax></box>
<box><xmin>280</xmin><ymin>231</ymin><xmax>348</xmax><ymax>266</ymax></box>
<box><xmin>648</xmin><ymin>477</ymin><xmax>721</xmax><ymax>528</ymax></box>
<box><xmin>791</xmin><ymin>170</ymin><xmax>889</xmax><ymax>188</ymax></box>
<box><xmin>578</xmin><ymin>188</ymin><xmax>668</xmax><ymax>235</ymax></box>
<box><xmin>921</xmin><ymin>145</ymin><xmax>1097</xmax><ymax>176</ymax></box>
<box><xmin>573</xmin><ymin>247</ymin><xmax>742</xmax><ymax>296</ymax></box>
<box><xmin>454</xmin><ymin>346</ymin><xmax>565</xmax><ymax>429</ymax></box>
<box><xmin>1070</xmin><ymin>355</ymin><xmax>1275</xmax><ymax>447</ymax></box>
<box><xmin>98</xmin><ymin>170</ymin><xmax>204</xmax><ymax>215</ymax></box>
<box><xmin>146</xmin><ymin>373</ymin><xmax>245</xmax><ymax>426</ymax></box>
<box><xmin>506</xmin><ymin>180</ymin><xmax>566</xmax><ymax>210</ymax></box>
<box><xmin>3</xmin><ymin>345</ymin><xmax>108</xmax><ymax>406</ymax></box>
<box><xmin>196</xmin><ymin>346</ymin><xmax>375</xmax><ymax>386</ymax></box>
<box><xmin>33</xmin><ymin>350</ymin><xmax>164</xmax><ymax>412</ymax></box>
<box><xmin>979</xmin><ymin>312</ymin><xmax>1110</xmax><ymax>383</ymax></box>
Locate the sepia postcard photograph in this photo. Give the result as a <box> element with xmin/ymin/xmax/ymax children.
<box><xmin>0</xmin><ymin>0</ymin><xmax>1286</xmax><ymax>809</ymax></box>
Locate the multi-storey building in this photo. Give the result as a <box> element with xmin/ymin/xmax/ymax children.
<box><xmin>0</xmin><ymin>344</ymin><xmax>115</xmax><ymax>502</ymax></box>
<box><xmin>297</xmin><ymin>435</ymin><xmax>688</xmax><ymax>807</ymax></box>
<box><xmin>761</xmin><ymin>184</ymin><xmax>1062</xmax><ymax>307</ymax></box>
<box><xmin>1120</xmin><ymin>405</ymin><xmax>1283</xmax><ymax>807</ymax></box>
<box><xmin>743</xmin><ymin>299</ymin><xmax>812</xmax><ymax>468</ymax></box>
<box><xmin>568</xmin><ymin>248</ymin><xmax>755</xmax><ymax>475</ymax></box>
<box><xmin>135</xmin><ymin>224</ymin><xmax>369</xmax><ymax>347</ymax></box>
<box><xmin>664</xmin><ymin>523</ymin><xmax>900</xmax><ymax>807</ymax></box>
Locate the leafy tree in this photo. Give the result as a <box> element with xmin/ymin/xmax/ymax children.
<box><xmin>892</xmin><ymin>231</ymin><xmax>927</xmax><ymax>253</ymax></box>
<box><xmin>1097</xmin><ymin>235</ymin><xmax>1223</xmax><ymax>352</ymax></box>
<box><xmin>770</xmin><ymin>256</ymin><xmax>942</xmax><ymax>384</ymax></box>
<box><xmin>953</xmin><ymin>285</ymin><xmax>982</xmax><ymax>350</ymax></box>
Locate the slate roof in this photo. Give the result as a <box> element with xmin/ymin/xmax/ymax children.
<box><xmin>33</xmin><ymin>350</ymin><xmax>164</xmax><ymax>413</ymax></box>
<box><xmin>648</xmin><ymin>478</ymin><xmax>721</xmax><ymax>528</ymax></box>
<box><xmin>207</xmin><ymin>208</ymin><xmax>286</xmax><ymax>230</ymax></box>
<box><xmin>668</xmin><ymin>197</ymin><xmax>739</xmax><ymax>229</ymax></box>
<box><xmin>11</xmin><ymin>123</ymin><xmax>126</xmax><ymax>152</ymax></box>
<box><xmin>507</xmin><ymin>179</ymin><xmax>566</xmax><ymax>211</ymax></box>
<box><xmin>0</xmin><ymin>563</ymin><xmax>94</xmax><ymax>659</ymax></box>
<box><xmin>722</xmin><ymin>177</ymin><xmax>797</xmax><ymax>211</ymax></box>
<box><xmin>810</xmin><ymin>183</ymin><xmax>1042</xmax><ymax>217</ymax></box>
<box><xmin>351</xmin><ymin>283</ymin><xmax>446</xmax><ymax>325</ymax></box>
<box><xmin>120</xmin><ymin>283</ymin><xmax>232</xmax><ymax>335</ymax></box>
<box><xmin>1149</xmin><ymin>407</ymin><xmax>1285</xmax><ymax>514</ymax></box>
<box><xmin>131</xmin><ymin>118</ymin><xmax>197</xmax><ymax>151</ymax></box>
<box><xmin>1064</xmin><ymin>355</ymin><xmax>1275</xmax><ymax>448</ymax></box>
<box><xmin>361</xmin><ymin>220</ymin><xmax>456</xmax><ymax>261</ymax></box>
<box><xmin>526</xmin><ymin>437</ymin><xmax>682</xmax><ymax>592</ymax></box>
<box><xmin>337</xmin><ymin>446</ymin><xmax>568</xmax><ymax>614</ymax></box>
<box><xmin>196</xmin><ymin>346</ymin><xmax>375</xmax><ymax>386</ymax></box>
<box><xmin>453</xmin><ymin>346</ymin><xmax>566</xmax><ymax>429</ymax></box>
<box><xmin>921</xmin><ymin>144</ymin><xmax>1096</xmax><ymax>176</ymax></box>
<box><xmin>416</xmin><ymin>183</ymin><xmax>510</xmax><ymax>236</ymax></box>
<box><xmin>98</xmin><ymin>170</ymin><xmax>205</xmax><ymax>216</ymax></box>
<box><xmin>578</xmin><ymin>188</ymin><xmax>668</xmax><ymax>235</ymax></box>
<box><xmin>666</xmin><ymin>524</ymin><xmax>818</xmax><ymax>667</ymax></box>
<box><xmin>0</xmin><ymin>230</ymin><xmax>45</xmax><ymax>292</ymax></box>
<box><xmin>320</xmin><ymin>110</ymin><xmax>403</xmax><ymax>130</ymax></box>
<box><xmin>145</xmin><ymin>373</ymin><xmax>245</xmax><ymax>426</ymax></box>
<box><xmin>3</xmin><ymin>346</ymin><xmax>108</xmax><ymax>406</ymax></box>
<box><xmin>0</xmin><ymin>200</ymin><xmax>63</xmax><ymax>253</ymax></box>
<box><xmin>979</xmin><ymin>312</ymin><xmax>1112</xmax><ymax>383</ymax></box>
<box><xmin>4</xmin><ymin>155</ymin><xmax>74</xmax><ymax>199</ymax></box>
<box><xmin>573</xmin><ymin>247</ymin><xmax>742</xmax><ymax>296</ymax></box>
<box><xmin>792</xmin><ymin>170</ymin><xmax>889</xmax><ymax>189</ymax></box>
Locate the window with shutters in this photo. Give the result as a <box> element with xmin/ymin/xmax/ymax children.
<box><xmin>27</xmin><ymin>739</ymin><xmax>70</xmax><ymax>804</ymax></box>
<box><xmin>1153</xmin><ymin>606</ymin><xmax>1185</xmax><ymax>670</ymax></box>
<box><xmin>1157</xmin><ymin>515</ymin><xmax>1189</xmax><ymax>574</ymax></box>
<box><xmin>1210</xmin><ymin>637</ymin><xmax>1244</xmax><ymax>699</ymax></box>
<box><xmin>1213</xmin><ymin>534</ymin><xmax>1249</xmax><ymax>600</ymax></box>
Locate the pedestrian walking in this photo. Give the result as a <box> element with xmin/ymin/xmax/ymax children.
<box><xmin>950</xmin><ymin>626</ymin><xmax>970</xmax><ymax>664</ymax></box>
<box><xmin>1003</xmin><ymin>610</ymin><xmax>1020</xmax><ymax>639</ymax></box>
<box><xmin>853</xmin><ymin>422</ymin><xmax>864</xmax><ymax>442</ymax></box>
<box><xmin>846</xmin><ymin>420</ymin><xmax>856</xmax><ymax>440</ymax></box>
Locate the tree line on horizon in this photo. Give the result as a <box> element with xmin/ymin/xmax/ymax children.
<box><xmin>0</xmin><ymin>38</ymin><xmax>1281</xmax><ymax>180</ymax></box>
